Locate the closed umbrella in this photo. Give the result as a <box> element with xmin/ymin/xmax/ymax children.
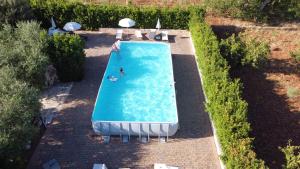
<box><xmin>118</xmin><ymin>18</ymin><xmax>135</xmax><ymax>39</ymax></box>
<box><xmin>63</xmin><ymin>22</ymin><xmax>81</xmax><ymax>32</ymax></box>
<box><xmin>51</xmin><ymin>17</ymin><xmax>56</xmax><ymax>28</ymax></box>
<box><xmin>156</xmin><ymin>18</ymin><xmax>161</xmax><ymax>31</ymax></box>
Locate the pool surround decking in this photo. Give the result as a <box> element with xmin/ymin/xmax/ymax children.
<box><xmin>27</xmin><ymin>28</ymin><xmax>221</xmax><ymax>169</ymax></box>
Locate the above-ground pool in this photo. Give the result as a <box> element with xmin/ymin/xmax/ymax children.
<box><xmin>91</xmin><ymin>41</ymin><xmax>178</xmax><ymax>137</ymax></box>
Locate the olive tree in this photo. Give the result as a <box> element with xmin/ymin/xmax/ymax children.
<box><xmin>0</xmin><ymin>21</ymin><xmax>49</xmax><ymax>88</ymax></box>
<box><xmin>0</xmin><ymin>0</ymin><xmax>33</xmax><ymax>25</ymax></box>
<box><xmin>0</xmin><ymin>67</ymin><xmax>40</xmax><ymax>167</ymax></box>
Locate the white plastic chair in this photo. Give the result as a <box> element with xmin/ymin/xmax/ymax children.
<box><xmin>162</xmin><ymin>31</ymin><xmax>168</xmax><ymax>41</ymax></box>
<box><xmin>135</xmin><ymin>30</ymin><xmax>143</xmax><ymax>39</ymax></box>
<box><xmin>93</xmin><ymin>164</ymin><xmax>108</xmax><ymax>169</ymax></box>
<box><xmin>116</xmin><ymin>29</ymin><xmax>123</xmax><ymax>40</ymax></box>
<box><xmin>154</xmin><ymin>163</ymin><xmax>179</xmax><ymax>169</ymax></box>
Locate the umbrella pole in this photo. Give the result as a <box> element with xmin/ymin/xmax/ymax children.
<box><xmin>127</xmin><ymin>27</ymin><xmax>129</xmax><ymax>39</ymax></box>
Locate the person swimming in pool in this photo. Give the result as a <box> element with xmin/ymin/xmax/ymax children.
<box><xmin>107</xmin><ymin>75</ymin><xmax>118</xmax><ymax>82</ymax></box>
<box><xmin>120</xmin><ymin>67</ymin><xmax>124</xmax><ymax>76</ymax></box>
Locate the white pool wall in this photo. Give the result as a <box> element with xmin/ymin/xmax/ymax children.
<box><xmin>92</xmin><ymin>121</ymin><xmax>178</xmax><ymax>136</ymax></box>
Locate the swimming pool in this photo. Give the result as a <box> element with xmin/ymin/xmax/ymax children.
<box><xmin>91</xmin><ymin>41</ymin><xmax>178</xmax><ymax>137</ymax></box>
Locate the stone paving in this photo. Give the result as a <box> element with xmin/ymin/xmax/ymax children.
<box><xmin>27</xmin><ymin>29</ymin><xmax>221</xmax><ymax>169</ymax></box>
<box><xmin>40</xmin><ymin>83</ymin><xmax>73</xmax><ymax>126</ymax></box>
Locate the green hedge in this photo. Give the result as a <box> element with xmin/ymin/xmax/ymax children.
<box><xmin>29</xmin><ymin>0</ymin><xmax>205</xmax><ymax>30</ymax></box>
<box><xmin>189</xmin><ymin>13</ymin><xmax>266</xmax><ymax>168</ymax></box>
<box><xmin>47</xmin><ymin>33</ymin><xmax>85</xmax><ymax>82</ymax></box>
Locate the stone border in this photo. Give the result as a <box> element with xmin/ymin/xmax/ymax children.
<box><xmin>40</xmin><ymin>83</ymin><xmax>73</xmax><ymax>126</ymax></box>
<box><xmin>241</xmin><ymin>25</ymin><xmax>299</xmax><ymax>31</ymax></box>
<box><xmin>189</xmin><ymin>32</ymin><xmax>226</xmax><ymax>169</ymax></box>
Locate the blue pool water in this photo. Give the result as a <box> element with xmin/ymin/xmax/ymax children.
<box><xmin>92</xmin><ymin>41</ymin><xmax>177</xmax><ymax>123</ymax></box>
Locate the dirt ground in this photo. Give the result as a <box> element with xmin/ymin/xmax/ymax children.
<box><xmin>206</xmin><ymin>15</ymin><xmax>300</xmax><ymax>168</ymax></box>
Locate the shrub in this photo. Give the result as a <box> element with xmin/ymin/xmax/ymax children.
<box><xmin>189</xmin><ymin>12</ymin><xmax>266</xmax><ymax>168</ymax></box>
<box><xmin>0</xmin><ymin>21</ymin><xmax>49</xmax><ymax>88</ymax></box>
<box><xmin>204</xmin><ymin>0</ymin><xmax>264</xmax><ymax>20</ymax></box>
<box><xmin>0</xmin><ymin>0</ymin><xmax>33</xmax><ymax>25</ymax></box>
<box><xmin>29</xmin><ymin>0</ymin><xmax>205</xmax><ymax>30</ymax></box>
<box><xmin>0</xmin><ymin>67</ymin><xmax>40</xmax><ymax>168</ymax></box>
<box><xmin>219</xmin><ymin>34</ymin><xmax>245</xmax><ymax>68</ymax></box>
<box><xmin>47</xmin><ymin>33</ymin><xmax>85</xmax><ymax>82</ymax></box>
<box><xmin>242</xmin><ymin>37</ymin><xmax>269</xmax><ymax>68</ymax></box>
<box><xmin>280</xmin><ymin>140</ymin><xmax>300</xmax><ymax>169</ymax></box>
<box><xmin>287</xmin><ymin>87</ymin><xmax>300</xmax><ymax>98</ymax></box>
<box><xmin>290</xmin><ymin>48</ymin><xmax>300</xmax><ymax>62</ymax></box>
<box><xmin>220</xmin><ymin>34</ymin><xmax>269</xmax><ymax>69</ymax></box>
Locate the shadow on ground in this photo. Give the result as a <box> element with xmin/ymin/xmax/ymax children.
<box><xmin>211</xmin><ymin>25</ymin><xmax>245</xmax><ymax>39</ymax></box>
<box><xmin>265</xmin><ymin>58</ymin><xmax>300</xmax><ymax>78</ymax></box>
<box><xmin>172</xmin><ymin>54</ymin><xmax>213</xmax><ymax>139</ymax></box>
<box><xmin>233</xmin><ymin>66</ymin><xmax>300</xmax><ymax>169</ymax></box>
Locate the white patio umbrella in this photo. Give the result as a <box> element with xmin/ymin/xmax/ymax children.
<box><xmin>156</xmin><ymin>18</ymin><xmax>161</xmax><ymax>31</ymax></box>
<box><xmin>118</xmin><ymin>18</ymin><xmax>135</xmax><ymax>39</ymax></box>
<box><xmin>63</xmin><ymin>22</ymin><xmax>81</xmax><ymax>32</ymax></box>
<box><xmin>118</xmin><ymin>18</ymin><xmax>136</xmax><ymax>28</ymax></box>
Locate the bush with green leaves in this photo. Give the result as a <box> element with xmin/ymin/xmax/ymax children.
<box><xmin>242</xmin><ymin>37</ymin><xmax>269</xmax><ymax>68</ymax></box>
<box><xmin>0</xmin><ymin>0</ymin><xmax>33</xmax><ymax>25</ymax></box>
<box><xmin>189</xmin><ymin>13</ymin><xmax>266</xmax><ymax>168</ymax></box>
<box><xmin>220</xmin><ymin>34</ymin><xmax>269</xmax><ymax>69</ymax></box>
<box><xmin>29</xmin><ymin>0</ymin><xmax>205</xmax><ymax>30</ymax></box>
<box><xmin>219</xmin><ymin>34</ymin><xmax>245</xmax><ymax>68</ymax></box>
<box><xmin>47</xmin><ymin>33</ymin><xmax>85</xmax><ymax>82</ymax></box>
<box><xmin>290</xmin><ymin>48</ymin><xmax>300</xmax><ymax>63</ymax></box>
<box><xmin>280</xmin><ymin>140</ymin><xmax>300</xmax><ymax>169</ymax></box>
<box><xmin>0</xmin><ymin>67</ymin><xmax>40</xmax><ymax>168</ymax></box>
<box><xmin>0</xmin><ymin>21</ymin><xmax>49</xmax><ymax>88</ymax></box>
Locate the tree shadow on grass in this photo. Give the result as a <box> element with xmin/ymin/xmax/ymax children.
<box><xmin>232</xmin><ymin>67</ymin><xmax>300</xmax><ymax>169</ymax></box>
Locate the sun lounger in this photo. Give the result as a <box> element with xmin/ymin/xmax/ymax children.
<box><xmin>43</xmin><ymin>159</ymin><xmax>60</xmax><ymax>169</ymax></box>
<box><xmin>135</xmin><ymin>30</ymin><xmax>143</xmax><ymax>39</ymax></box>
<box><xmin>116</xmin><ymin>29</ymin><xmax>123</xmax><ymax>40</ymax></box>
<box><xmin>102</xmin><ymin>135</ymin><xmax>110</xmax><ymax>144</ymax></box>
<box><xmin>93</xmin><ymin>164</ymin><xmax>108</xmax><ymax>169</ymax></box>
<box><xmin>162</xmin><ymin>31</ymin><xmax>168</xmax><ymax>41</ymax></box>
<box><xmin>149</xmin><ymin>29</ymin><xmax>156</xmax><ymax>39</ymax></box>
<box><xmin>154</xmin><ymin>163</ymin><xmax>179</xmax><ymax>169</ymax></box>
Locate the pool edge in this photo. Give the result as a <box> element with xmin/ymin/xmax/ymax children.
<box><xmin>91</xmin><ymin>41</ymin><xmax>179</xmax><ymax>136</ymax></box>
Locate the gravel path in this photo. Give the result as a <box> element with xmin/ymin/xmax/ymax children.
<box><xmin>27</xmin><ymin>29</ymin><xmax>220</xmax><ymax>169</ymax></box>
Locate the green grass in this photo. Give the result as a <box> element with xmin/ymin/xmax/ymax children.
<box><xmin>287</xmin><ymin>87</ymin><xmax>300</xmax><ymax>98</ymax></box>
<box><xmin>290</xmin><ymin>49</ymin><xmax>300</xmax><ymax>63</ymax></box>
